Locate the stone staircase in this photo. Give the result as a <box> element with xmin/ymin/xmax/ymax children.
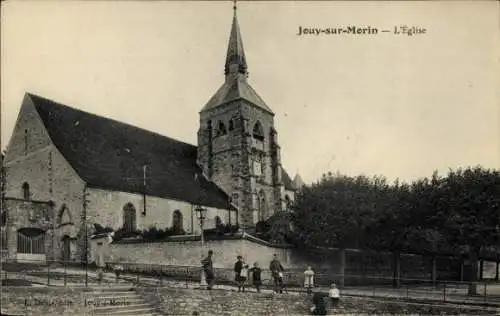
<box><xmin>84</xmin><ymin>287</ymin><xmax>160</xmax><ymax>316</ymax></box>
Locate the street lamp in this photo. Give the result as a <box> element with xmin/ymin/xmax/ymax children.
<box><xmin>195</xmin><ymin>205</ymin><xmax>207</xmax><ymax>287</ymax></box>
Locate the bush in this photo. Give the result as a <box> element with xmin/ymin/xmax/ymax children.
<box><xmin>93</xmin><ymin>223</ymin><xmax>114</xmax><ymax>234</ymax></box>
<box><xmin>203</xmin><ymin>224</ymin><xmax>239</xmax><ymax>238</ymax></box>
<box><xmin>140</xmin><ymin>226</ymin><xmax>186</xmax><ymax>241</ymax></box>
<box><xmin>114</xmin><ymin>227</ymin><xmax>141</xmax><ymax>241</ymax></box>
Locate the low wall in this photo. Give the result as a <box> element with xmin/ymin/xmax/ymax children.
<box><xmin>106</xmin><ymin>234</ymin><xmax>340</xmax><ymax>270</ymax></box>
<box><xmin>106</xmin><ymin>234</ymin><xmax>462</xmax><ymax>285</ymax></box>
<box><xmin>1</xmin><ymin>287</ymin><xmax>92</xmax><ymax>316</ymax></box>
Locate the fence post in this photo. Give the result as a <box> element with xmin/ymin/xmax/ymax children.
<box><xmin>47</xmin><ymin>263</ymin><xmax>50</xmax><ymax>286</ymax></box>
<box><xmin>186</xmin><ymin>267</ymin><xmax>189</xmax><ymax>289</ymax></box>
<box><xmin>443</xmin><ymin>283</ymin><xmax>446</xmax><ymax>302</ymax></box>
<box><xmin>372</xmin><ymin>285</ymin><xmax>376</xmax><ymax>297</ymax></box>
<box><xmin>406</xmin><ymin>285</ymin><xmax>409</xmax><ymax>300</ymax></box>
<box><xmin>64</xmin><ymin>261</ymin><xmax>67</xmax><ymax>287</ymax></box>
<box><xmin>484</xmin><ymin>283</ymin><xmax>487</xmax><ymax>303</ymax></box>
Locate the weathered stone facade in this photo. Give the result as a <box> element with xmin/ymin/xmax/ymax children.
<box><xmin>3</xmin><ymin>96</ymin><xmax>86</xmax><ymax>262</ymax></box>
<box><xmin>197</xmin><ymin>101</ymin><xmax>289</xmax><ymax>231</ymax></box>
<box><xmin>196</xmin><ymin>11</ymin><xmax>293</xmax><ymax>231</ymax></box>
<box><xmin>3</xmin><ymin>95</ymin><xmax>236</xmax><ymax>264</ymax></box>
<box><xmin>2</xmin><ymin>7</ymin><xmax>300</xmax><ymax>265</ymax></box>
<box><xmin>86</xmin><ymin>187</ymin><xmax>233</xmax><ymax>235</ymax></box>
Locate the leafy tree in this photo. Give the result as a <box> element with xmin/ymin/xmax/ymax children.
<box><xmin>293</xmin><ymin>167</ymin><xmax>500</xmax><ymax>295</ymax></box>
<box><xmin>293</xmin><ymin>173</ymin><xmax>381</xmax><ymax>249</ymax></box>
<box><xmin>432</xmin><ymin>167</ymin><xmax>500</xmax><ymax>294</ymax></box>
<box><xmin>259</xmin><ymin>211</ymin><xmax>295</xmax><ymax>244</ymax></box>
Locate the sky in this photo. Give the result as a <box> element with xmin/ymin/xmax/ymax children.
<box><xmin>1</xmin><ymin>1</ymin><xmax>499</xmax><ymax>185</ymax></box>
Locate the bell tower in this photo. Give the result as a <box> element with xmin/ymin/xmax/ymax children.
<box><xmin>197</xmin><ymin>3</ymin><xmax>285</xmax><ymax>231</ymax></box>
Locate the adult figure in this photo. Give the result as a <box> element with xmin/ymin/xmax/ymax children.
<box><xmin>234</xmin><ymin>255</ymin><xmax>244</xmax><ymax>292</ymax></box>
<box><xmin>269</xmin><ymin>254</ymin><xmax>285</xmax><ymax>293</ymax></box>
<box><xmin>93</xmin><ymin>231</ymin><xmax>114</xmax><ymax>284</ymax></box>
<box><xmin>201</xmin><ymin>250</ymin><xmax>214</xmax><ymax>290</ymax></box>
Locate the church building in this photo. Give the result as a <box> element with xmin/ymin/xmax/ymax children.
<box><xmin>1</xmin><ymin>6</ymin><xmax>301</xmax><ymax>263</ymax></box>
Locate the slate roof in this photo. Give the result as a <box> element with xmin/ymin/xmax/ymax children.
<box><xmin>224</xmin><ymin>8</ymin><xmax>247</xmax><ymax>76</ymax></box>
<box><xmin>201</xmin><ymin>6</ymin><xmax>273</xmax><ymax>115</ymax></box>
<box><xmin>201</xmin><ymin>78</ymin><xmax>273</xmax><ymax>114</ymax></box>
<box><xmin>28</xmin><ymin>93</ymin><xmax>233</xmax><ymax>210</ymax></box>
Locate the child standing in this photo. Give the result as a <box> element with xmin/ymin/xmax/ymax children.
<box><xmin>238</xmin><ymin>264</ymin><xmax>249</xmax><ymax>292</ymax></box>
<box><xmin>249</xmin><ymin>262</ymin><xmax>262</xmax><ymax>292</ymax></box>
<box><xmin>304</xmin><ymin>266</ymin><xmax>315</xmax><ymax>295</ymax></box>
<box><xmin>328</xmin><ymin>283</ymin><xmax>340</xmax><ymax>307</ymax></box>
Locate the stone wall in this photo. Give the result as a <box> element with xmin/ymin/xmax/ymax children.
<box><xmin>106</xmin><ymin>236</ymin><xmax>462</xmax><ymax>285</ymax></box>
<box><xmin>1</xmin><ymin>287</ymin><xmax>92</xmax><ymax>316</ymax></box>
<box><xmin>3</xmin><ymin>95</ymin><xmax>86</xmax><ymax>262</ymax></box>
<box><xmin>86</xmin><ymin>187</ymin><xmax>233</xmax><ymax>235</ymax></box>
<box><xmin>137</xmin><ymin>287</ymin><xmax>310</xmax><ymax>316</ymax></box>
<box><xmin>135</xmin><ymin>286</ymin><xmax>494</xmax><ymax>316</ymax></box>
<box><xmin>105</xmin><ymin>235</ymin><xmax>305</xmax><ymax>269</ymax></box>
<box><xmin>198</xmin><ymin>99</ymin><xmax>290</xmax><ymax>231</ymax></box>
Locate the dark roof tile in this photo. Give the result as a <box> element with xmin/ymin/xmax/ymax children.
<box><xmin>28</xmin><ymin>93</ymin><xmax>232</xmax><ymax>210</ymax></box>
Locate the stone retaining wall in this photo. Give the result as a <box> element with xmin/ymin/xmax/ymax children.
<box><xmin>135</xmin><ymin>286</ymin><xmax>495</xmax><ymax>316</ymax></box>
<box><xmin>1</xmin><ymin>287</ymin><xmax>92</xmax><ymax>316</ymax></box>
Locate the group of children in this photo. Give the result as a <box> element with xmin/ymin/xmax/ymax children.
<box><xmin>234</xmin><ymin>256</ymin><xmax>263</xmax><ymax>292</ymax></box>
<box><xmin>234</xmin><ymin>254</ymin><xmax>287</xmax><ymax>293</ymax></box>
<box><xmin>233</xmin><ymin>257</ymin><xmax>339</xmax><ymax>301</ymax></box>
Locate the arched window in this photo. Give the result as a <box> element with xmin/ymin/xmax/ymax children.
<box><xmin>172</xmin><ymin>210</ymin><xmax>183</xmax><ymax>234</ymax></box>
<box><xmin>216</xmin><ymin>121</ymin><xmax>227</xmax><ymax>136</ymax></box>
<box><xmin>123</xmin><ymin>203</ymin><xmax>137</xmax><ymax>232</ymax></box>
<box><xmin>57</xmin><ymin>205</ymin><xmax>73</xmax><ymax>227</ymax></box>
<box><xmin>22</xmin><ymin>182</ymin><xmax>30</xmax><ymax>200</ymax></box>
<box><xmin>215</xmin><ymin>216</ymin><xmax>223</xmax><ymax>234</ymax></box>
<box><xmin>252</xmin><ymin>121</ymin><xmax>264</xmax><ymax>141</ymax></box>
<box><xmin>215</xmin><ymin>216</ymin><xmax>223</xmax><ymax>228</ymax></box>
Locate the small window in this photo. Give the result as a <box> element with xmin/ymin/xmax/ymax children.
<box><xmin>228</xmin><ymin>119</ymin><xmax>234</xmax><ymax>131</ymax></box>
<box><xmin>252</xmin><ymin>121</ymin><xmax>264</xmax><ymax>141</ymax></box>
<box><xmin>216</xmin><ymin>121</ymin><xmax>227</xmax><ymax>136</ymax></box>
<box><xmin>172</xmin><ymin>210</ymin><xmax>183</xmax><ymax>234</ymax></box>
<box><xmin>123</xmin><ymin>203</ymin><xmax>137</xmax><ymax>232</ymax></box>
<box><xmin>215</xmin><ymin>216</ymin><xmax>223</xmax><ymax>227</ymax></box>
<box><xmin>22</xmin><ymin>182</ymin><xmax>30</xmax><ymax>200</ymax></box>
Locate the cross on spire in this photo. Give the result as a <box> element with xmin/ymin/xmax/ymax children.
<box><xmin>224</xmin><ymin>0</ymin><xmax>247</xmax><ymax>76</ymax></box>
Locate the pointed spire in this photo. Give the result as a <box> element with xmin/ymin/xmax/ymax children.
<box><xmin>293</xmin><ymin>173</ymin><xmax>305</xmax><ymax>190</ymax></box>
<box><xmin>224</xmin><ymin>0</ymin><xmax>248</xmax><ymax>77</ymax></box>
